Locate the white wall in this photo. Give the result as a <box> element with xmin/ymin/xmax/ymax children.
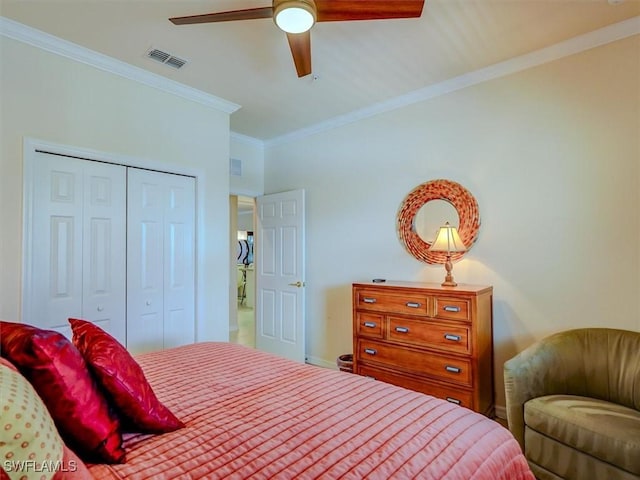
<box><xmin>236</xmin><ymin>215</ymin><xmax>253</xmax><ymax>232</ymax></box>
<box><xmin>264</xmin><ymin>36</ymin><xmax>640</xmax><ymax>409</ymax></box>
<box><xmin>0</xmin><ymin>37</ymin><xmax>232</xmax><ymax>342</ymax></box>
<box><xmin>230</xmin><ymin>133</ymin><xmax>265</xmax><ymax>197</ymax></box>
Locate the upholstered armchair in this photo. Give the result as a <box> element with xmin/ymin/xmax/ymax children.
<box><xmin>504</xmin><ymin>328</ymin><xmax>640</xmax><ymax>480</ymax></box>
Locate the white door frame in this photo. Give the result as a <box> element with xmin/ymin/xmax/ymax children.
<box><xmin>21</xmin><ymin>137</ymin><xmax>205</xmax><ymax>338</ymax></box>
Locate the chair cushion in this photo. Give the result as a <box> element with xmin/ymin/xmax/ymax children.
<box><xmin>524</xmin><ymin>394</ymin><xmax>640</xmax><ymax>475</ymax></box>
<box><xmin>525</xmin><ymin>427</ymin><xmax>638</xmax><ymax>480</ymax></box>
<box><xmin>69</xmin><ymin>318</ymin><xmax>184</xmax><ymax>433</ymax></box>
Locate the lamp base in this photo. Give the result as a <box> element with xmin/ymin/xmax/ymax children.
<box><xmin>441</xmin><ymin>255</ymin><xmax>458</xmax><ymax>287</ymax></box>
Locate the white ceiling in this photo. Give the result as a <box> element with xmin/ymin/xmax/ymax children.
<box><xmin>1</xmin><ymin>0</ymin><xmax>639</xmax><ymax>141</ymax></box>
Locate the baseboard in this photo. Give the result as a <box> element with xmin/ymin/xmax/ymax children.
<box><xmin>305</xmin><ymin>355</ymin><xmax>337</xmax><ymax>370</ymax></box>
<box><xmin>495</xmin><ymin>405</ymin><xmax>507</xmax><ymax>420</ymax></box>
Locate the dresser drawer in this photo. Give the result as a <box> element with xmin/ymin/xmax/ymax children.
<box><xmin>388</xmin><ymin>316</ymin><xmax>470</xmax><ymax>354</ymax></box>
<box><xmin>358</xmin><ymin>339</ymin><xmax>472</xmax><ymax>386</ymax></box>
<box><xmin>355</xmin><ymin>312</ymin><xmax>384</xmax><ymax>339</ymax></box>
<box><xmin>356</xmin><ymin>289</ymin><xmax>429</xmax><ymax>316</ymax></box>
<box><xmin>433</xmin><ymin>297</ymin><xmax>470</xmax><ymax>321</ymax></box>
<box><xmin>358</xmin><ymin>365</ymin><xmax>473</xmax><ymax>409</ymax></box>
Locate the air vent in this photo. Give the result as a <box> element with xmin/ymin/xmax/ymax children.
<box><xmin>230</xmin><ymin>158</ymin><xmax>242</xmax><ymax>177</ymax></box>
<box><xmin>166</xmin><ymin>56</ymin><xmax>187</xmax><ymax>69</ymax></box>
<box><xmin>146</xmin><ymin>48</ymin><xmax>188</xmax><ymax>69</ymax></box>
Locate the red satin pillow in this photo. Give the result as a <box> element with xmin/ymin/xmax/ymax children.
<box><xmin>69</xmin><ymin>318</ymin><xmax>184</xmax><ymax>433</ymax></box>
<box><xmin>0</xmin><ymin>321</ymin><xmax>125</xmax><ymax>463</ymax></box>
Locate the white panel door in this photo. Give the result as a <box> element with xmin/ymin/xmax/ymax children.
<box><xmin>25</xmin><ymin>152</ymin><xmax>126</xmax><ymax>343</ymax></box>
<box><xmin>127</xmin><ymin>168</ymin><xmax>195</xmax><ymax>353</ymax></box>
<box><xmin>82</xmin><ymin>162</ymin><xmax>127</xmax><ymax>343</ymax></box>
<box><xmin>28</xmin><ymin>154</ymin><xmax>83</xmax><ymax>338</ymax></box>
<box><xmin>163</xmin><ymin>175</ymin><xmax>195</xmax><ymax>349</ymax></box>
<box><xmin>256</xmin><ymin>189</ymin><xmax>305</xmax><ymax>362</ymax></box>
<box><xmin>127</xmin><ymin>170</ymin><xmax>167</xmax><ymax>352</ymax></box>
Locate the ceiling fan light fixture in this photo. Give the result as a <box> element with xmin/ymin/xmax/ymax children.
<box><xmin>274</xmin><ymin>0</ymin><xmax>317</xmax><ymax>34</ymax></box>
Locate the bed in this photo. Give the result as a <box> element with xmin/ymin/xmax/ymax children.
<box><xmin>86</xmin><ymin>342</ymin><xmax>533</xmax><ymax>480</ymax></box>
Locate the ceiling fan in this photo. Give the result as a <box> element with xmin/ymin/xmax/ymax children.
<box><xmin>170</xmin><ymin>0</ymin><xmax>425</xmax><ymax>78</ymax></box>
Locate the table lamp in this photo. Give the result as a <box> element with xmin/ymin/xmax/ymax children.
<box><xmin>429</xmin><ymin>222</ymin><xmax>467</xmax><ymax>287</ymax></box>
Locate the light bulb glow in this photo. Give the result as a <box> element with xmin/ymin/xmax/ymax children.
<box><xmin>274</xmin><ymin>5</ymin><xmax>315</xmax><ymax>34</ymax></box>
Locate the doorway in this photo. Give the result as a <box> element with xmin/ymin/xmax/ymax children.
<box><xmin>230</xmin><ymin>195</ymin><xmax>255</xmax><ymax>348</ymax></box>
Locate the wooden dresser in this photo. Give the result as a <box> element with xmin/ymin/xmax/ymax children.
<box><xmin>352</xmin><ymin>281</ymin><xmax>494</xmax><ymax>416</ymax></box>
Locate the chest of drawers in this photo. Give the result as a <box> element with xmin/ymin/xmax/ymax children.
<box><xmin>352</xmin><ymin>281</ymin><xmax>494</xmax><ymax>416</ymax></box>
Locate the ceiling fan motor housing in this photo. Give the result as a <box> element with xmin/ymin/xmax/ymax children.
<box><xmin>273</xmin><ymin>0</ymin><xmax>318</xmax><ymax>33</ymax></box>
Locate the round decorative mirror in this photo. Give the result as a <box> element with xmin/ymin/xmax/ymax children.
<box><xmin>414</xmin><ymin>200</ymin><xmax>459</xmax><ymax>244</ymax></box>
<box><xmin>397</xmin><ymin>179</ymin><xmax>480</xmax><ymax>264</ymax></box>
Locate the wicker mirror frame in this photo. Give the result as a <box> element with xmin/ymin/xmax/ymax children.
<box><xmin>397</xmin><ymin>179</ymin><xmax>480</xmax><ymax>264</ymax></box>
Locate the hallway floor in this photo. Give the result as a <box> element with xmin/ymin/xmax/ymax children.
<box><xmin>230</xmin><ymin>305</ymin><xmax>255</xmax><ymax>348</ymax></box>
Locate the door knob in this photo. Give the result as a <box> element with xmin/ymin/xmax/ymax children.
<box><xmin>288</xmin><ymin>281</ymin><xmax>305</xmax><ymax>288</ymax></box>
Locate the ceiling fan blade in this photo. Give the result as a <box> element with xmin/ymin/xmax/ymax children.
<box><xmin>286</xmin><ymin>31</ymin><xmax>312</xmax><ymax>78</ymax></box>
<box><xmin>315</xmin><ymin>0</ymin><xmax>424</xmax><ymax>22</ymax></box>
<box><xmin>169</xmin><ymin>7</ymin><xmax>273</xmax><ymax>25</ymax></box>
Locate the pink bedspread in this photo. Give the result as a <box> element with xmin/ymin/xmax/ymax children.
<box><xmin>89</xmin><ymin>342</ymin><xmax>533</xmax><ymax>479</ymax></box>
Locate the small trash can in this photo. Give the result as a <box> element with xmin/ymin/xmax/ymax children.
<box><xmin>337</xmin><ymin>354</ymin><xmax>353</xmax><ymax>373</ymax></box>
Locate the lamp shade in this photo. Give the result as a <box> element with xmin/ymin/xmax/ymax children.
<box><xmin>429</xmin><ymin>222</ymin><xmax>467</xmax><ymax>253</ymax></box>
<box><xmin>274</xmin><ymin>0</ymin><xmax>316</xmax><ymax>34</ymax></box>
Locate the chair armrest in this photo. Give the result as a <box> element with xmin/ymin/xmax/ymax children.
<box><xmin>504</xmin><ymin>333</ymin><xmax>585</xmax><ymax>450</ymax></box>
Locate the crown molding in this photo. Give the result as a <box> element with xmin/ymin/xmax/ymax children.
<box><xmin>265</xmin><ymin>16</ymin><xmax>640</xmax><ymax>148</ymax></box>
<box><xmin>230</xmin><ymin>131</ymin><xmax>265</xmax><ymax>148</ymax></box>
<box><xmin>2</xmin><ymin>14</ymin><xmax>637</xmax><ymax>147</ymax></box>
<box><xmin>0</xmin><ymin>16</ymin><xmax>240</xmax><ymax>114</ymax></box>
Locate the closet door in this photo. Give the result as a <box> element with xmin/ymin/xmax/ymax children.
<box><xmin>127</xmin><ymin>169</ymin><xmax>195</xmax><ymax>353</ymax></box>
<box><xmin>163</xmin><ymin>174</ymin><xmax>196</xmax><ymax>349</ymax></box>
<box><xmin>82</xmin><ymin>163</ymin><xmax>127</xmax><ymax>343</ymax></box>
<box><xmin>25</xmin><ymin>153</ymin><xmax>126</xmax><ymax>342</ymax></box>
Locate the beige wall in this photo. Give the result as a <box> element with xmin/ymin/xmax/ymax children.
<box><xmin>230</xmin><ymin>134</ymin><xmax>265</xmax><ymax>197</ymax></box>
<box><xmin>0</xmin><ymin>38</ymin><xmax>232</xmax><ymax>342</ymax></box>
<box><xmin>264</xmin><ymin>36</ymin><xmax>640</xmax><ymax>410</ymax></box>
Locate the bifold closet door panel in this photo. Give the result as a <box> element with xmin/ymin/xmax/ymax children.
<box><xmin>81</xmin><ymin>161</ymin><xmax>127</xmax><ymax>344</ymax></box>
<box><xmin>29</xmin><ymin>154</ymin><xmax>83</xmax><ymax>336</ymax></box>
<box><xmin>126</xmin><ymin>168</ymin><xmax>195</xmax><ymax>353</ymax></box>
<box><xmin>162</xmin><ymin>174</ymin><xmax>196</xmax><ymax>350</ymax></box>
<box><xmin>26</xmin><ymin>153</ymin><xmax>126</xmax><ymax>343</ymax></box>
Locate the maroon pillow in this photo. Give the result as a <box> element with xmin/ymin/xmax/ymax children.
<box><xmin>0</xmin><ymin>321</ymin><xmax>125</xmax><ymax>463</ymax></box>
<box><xmin>69</xmin><ymin>318</ymin><xmax>184</xmax><ymax>433</ymax></box>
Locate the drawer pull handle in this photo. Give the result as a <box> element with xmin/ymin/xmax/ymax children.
<box><xmin>406</xmin><ymin>302</ymin><xmax>421</xmax><ymax>308</ymax></box>
<box><xmin>446</xmin><ymin>397</ymin><xmax>462</xmax><ymax>405</ymax></box>
<box><xmin>395</xmin><ymin>326</ymin><xmax>409</xmax><ymax>334</ymax></box>
<box><xmin>363</xmin><ymin>297</ymin><xmax>377</xmax><ymax>304</ymax></box>
<box><xmin>444</xmin><ymin>334</ymin><xmax>461</xmax><ymax>342</ymax></box>
<box><xmin>364</xmin><ymin>348</ymin><xmax>377</xmax><ymax>355</ymax></box>
<box><xmin>443</xmin><ymin>305</ymin><xmax>461</xmax><ymax>312</ymax></box>
<box><xmin>445</xmin><ymin>365</ymin><xmax>462</xmax><ymax>374</ymax></box>
<box><xmin>363</xmin><ymin>322</ymin><xmax>377</xmax><ymax>328</ymax></box>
